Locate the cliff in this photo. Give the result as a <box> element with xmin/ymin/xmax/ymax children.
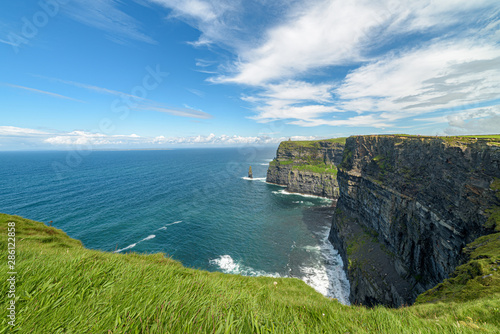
<box><xmin>266</xmin><ymin>138</ymin><xmax>345</xmax><ymax>198</ymax></box>
<box><xmin>328</xmin><ymin>135</ymin><xmax>500</xmax><ymax>307</ymax></box>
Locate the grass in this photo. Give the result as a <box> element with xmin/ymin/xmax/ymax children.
<box><xmin>485</xmin><ymin>178</ymin><xmax>500</xmax><ymax>232</ymax></box>
<box><xmin>371</xmin><ymin>134</ymin><xmax>500</xmax><ymax>146</ymax></box>
<box><xmin>416</xmin><ymin>233</ymin><xmax>500</xmax><ymax>305</ymax></box>
<box><xmin>1</xmin><ymin>213</ymin><xmax>500</xmax><ymax>333</ymax></box>
<box><xmin>294</xmin><ymin>164</ymin><xmax>338</xmax><ymax>175</ymax></box>
<box><xmin>279</xmin><ymin>137</ymin><xmax>346</xmax><ymax>149</ymax></box>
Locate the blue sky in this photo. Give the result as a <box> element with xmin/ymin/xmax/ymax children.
<box><xmin>1</xmin><ymin>0</ymin><xmax>499</xmax><ymax>150</ymax></box>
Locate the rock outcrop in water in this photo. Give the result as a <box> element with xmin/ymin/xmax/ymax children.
<box><xmin>328</xmin><ymin>135</ymin><xmax>500</xmax><ymax>307</ymax></box>
<box><xmin>266</xmin><ymin>139</ymin><xmax>345</xmax><ymax>198</ymax></box>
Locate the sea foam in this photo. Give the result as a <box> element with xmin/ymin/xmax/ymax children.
<box><xmin>210</xmin><ymin>255</ymin><xmax>281</xmax><ymax>278</ymax></box>
<box><xmin>272</xmin><ymin>189</ymin><xmax>332</xmax><ymax>202</ymax></box>
<box><xmin>242</xmin><ymin>177</ymin><xmax>267</xmax><ymax>182</ymax></box>
<box><xmin>299</xmin><ymin>226</ymin><xmax>350</xmax><ymax>304</ymax></box>
<box><xmin>114</xmin><ymin>234</ymin><xmax>156</xmax><ymax>253</ymax></box>
<box><xmin>158</xmin><ymin>221</ymin><xmax>183</xmax><ymax>230</ymax></box>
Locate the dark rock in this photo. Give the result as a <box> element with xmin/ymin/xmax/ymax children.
<box><xmin>329</xmin><ymin>135</ymin><xmax>500</xmax><ymax>307</ymax></box>
<box><xmin>266</xmin><ymin>140</ymin><xmax>345</xmax><ymax>198</ymax></box>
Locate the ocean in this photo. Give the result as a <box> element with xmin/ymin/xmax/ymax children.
<box><xmin>0</xmin><ymin>147</ymin><xmax>350</xmax><ymax>304</ymax></box>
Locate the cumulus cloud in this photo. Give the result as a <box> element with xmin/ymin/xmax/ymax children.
<box><xmin>41</xmin><ymin>0</ymin><xmax>500</xmax><ymax>132</ymax></box>
<box><xmin>214</xmin><ymin>0</ymin><xmax>499</xmax><ymax>86</ymax></box>
<box><xmin>336</xmin><ymin>41</ymin><xmax>500</xmax><ymax>116</ymax></box>
<box><xmin>44</xmin><ymin>131</ymin><xmax>145</xmax><ymax>146</ymax></box>
<box><xmin>40</xmin><ymin>131</ymin><xmax>307</xmax><ymax>147</ymax></box>
<box><xmin>201</xmin><ymin>0</ymin><xmax>500</xmax><ymax>130</ymax></box>
<box><xmin>443</xmin><ymin>105</ymin><xmax>500</xmax><ymax>135</ymax></box>
<box><xmin>152</xmin><ymin>133</ymin><xmax>327</xmax><ymax>145</ymax></box>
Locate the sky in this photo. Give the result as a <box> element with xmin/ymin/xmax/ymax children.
<box><xmin>1</xmin><ymin>0</ymin><xmax>499</xmax><ymax>150</ymax></box>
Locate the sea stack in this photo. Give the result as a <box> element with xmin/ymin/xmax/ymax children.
<box><xmin>248</xmin><ymin>166</ymin><xmax>253</xmax><ymax>178</ymax></box>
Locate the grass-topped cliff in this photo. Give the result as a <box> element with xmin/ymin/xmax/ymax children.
<box><xmin>266</xmin><ymin>138</ymin><xmax>346</xmax><ymax>198</ymax></box>
<box><xmin>1</xmin><ymin>213</ymin><xmax>500</xmax><ymax>333</ymax></box>
<box><xmin>330</xmin><ymin>134</ymin><xmax>500</xmax><ymax>307</ymax></box>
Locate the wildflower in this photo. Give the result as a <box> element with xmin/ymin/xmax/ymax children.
<box><xmin>273</xmin><ymin>281</ymin><xmax>277</xmax><ymax>288</ymax></box>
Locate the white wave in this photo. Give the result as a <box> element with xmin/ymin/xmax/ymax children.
<box><xmin>298</xmin><ymin>227</ymin><xmax>350</xmax><ymax>305</ymax></box>
<box><xmin>242</xmin><ymin>177</ymin><xmax>267</xmax><ymax>182</ymax></box>
<box><xmin>272</xmin><ymin>189</ymin><xmax>332</xmax><ymax>201</ymax></box>
<box><xmin>303</xmin><ymin>245</ymin><xmax>321</xmax><ymax>253</ymax></box>
<box><xmin>158</xmin><ymin>221</ymin><xmax>183</xmax><ymax>230</ymax></box>
<box><xmin>210</xmin><ymin>255</ymin><xmax>281</xmax><ymax>278</ymax></box>
<box><xmin>114</xmin><ymin>243</ymin><xmax>137</xmax><ymax>253</ymax></box>
<box><xmin>210</xmin><ymin>255</ymin><xmax>240</xmax><ymax>272</ymax></box>
<box><xmin>114</xmin><ymin>235</ymin><xmax>156</xmax><ymax>253</ymax></box>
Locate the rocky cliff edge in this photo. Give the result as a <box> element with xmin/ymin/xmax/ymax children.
<box><xmin>328</xmin><ymin>135</ymin><xmax>500</xmax><ymax>307</ymax></box>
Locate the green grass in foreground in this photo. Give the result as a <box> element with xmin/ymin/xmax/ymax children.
<box><xmin>1</xmin><ymin>213</ymin><xmax>500</xmax><ymax>333</ymax></box>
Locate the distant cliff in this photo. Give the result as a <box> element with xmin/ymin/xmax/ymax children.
<box><xmin>266</xmin><ymin>139</ymin><xmax>345</xmax><ymax>198</ymax></box>
<box><xmin>328</xmin><ymin>135</ymin><xmax>500</xmax><ymax>307</ymax></box>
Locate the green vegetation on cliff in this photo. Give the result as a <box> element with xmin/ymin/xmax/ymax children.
<box><xmin>416</xmin><ymin>232</ymin><xmax>500</xmax><ymax>304</ymax></box>
<box><xmin>279</xmin><ymin>137</ymin><xmax>347</xmax><ymax>149</ymax></box>
<box><xmin>295</xmin><ymin>163</ymin><xmax>338</xmax><ymax>175</ymax></box>
<box><xmin>2</xmin><ymin>213</ymin><xmax>500</xmax><ymax>333</ymax></box>
<box><xmin>375</xmin><ymin>134</ymin><xmax>500</xmax><ymax>147</ymax></box>
<box><xmin>485</xmin><ymin>178</ymin><xmax>500</xmax><ymax>232</ymax></box>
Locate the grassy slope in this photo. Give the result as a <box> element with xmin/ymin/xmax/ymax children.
<box><xmin>1</xmin><ymin>214</ymin><xmax>500</xmax><ymax>333</ymax></box>
<box><xmin>270</xmin><ymin>138</ymin><xmax>346</xmax><ymax>175</ymax></box>
<box><xmin>279</xmin><ymin>137</ymin><xmax>347</xmax><ymax>149</ymax></box>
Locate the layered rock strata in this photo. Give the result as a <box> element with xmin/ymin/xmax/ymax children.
<box><xmin>266</xmin><ymin>139</ymin><xmax>345</xmax><ymax>198</ymax></box>
<box><xmin>329</xmin><ymin>135</ymin><xmax>500</xmax><ymax>306</ymax></box>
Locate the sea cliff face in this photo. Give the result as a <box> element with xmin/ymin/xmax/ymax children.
<box><xmin>266</xmin><ymin>139</ymin><xmax>345</xmax><ymax>198</ymax></box>
<box><xmin>328</xmin><ymin>135</ymin><xmax>500</xmax><ymax>307</ymax></box>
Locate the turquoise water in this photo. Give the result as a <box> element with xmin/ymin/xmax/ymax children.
<box><xmin>0</xmin><ymin>148</ymin><xmax>349</xmax><ymax>303</ymax></box>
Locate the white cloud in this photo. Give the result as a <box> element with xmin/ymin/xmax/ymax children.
<box><xmin>2</xmin><ymin>83</ymin><xmax>85</xmax><ymax>103</ymax></box>
<box><xmin>195</xmin><ymin>0</ymin><xmax>500</xmax><ymax>130</ymax></box>
<box><xmin>35</xmin><ymin>76</ymin><xmax>214</xmax><ymax>119</ymax></box>
<box><xmin>289</xmin><ymin>114</ymin><xmax>392</xmax><ymax>128</ymax></box>
<box><xmin>443</xmin><ymin>105</ymin><xmax>500</xmax><ymax>135</ymax></box>
<box><xmin>44</xmin><ymin>131</ymin><xmax>145</xmax><ymax>146</ymax></box>
<box><xmin>42</xmin><ymin>131</ymin><xmax>303</xmax><ymax>147</ymax></box>
<box><xmin>244</xmin><ymin>80</ymin><xmax>338</xmax><ymax>123</ymax></box>
<box><xmin>214</xmin><ymin>0</ymin><xmax>383</xmax><ymax>85</ymax></box>
<box><xmin>142</xmin><ymin>106</ymin><xmax>213</xmax><ymax>119</ymax></box>
<box><xmin>213</xmin><ymin>0</ymin><xmax>499</xmax><ymax>86</ymax></box>
<box><xmin>149</xmin><ymin>0</ymin><xmax>239</xmax><ymax>47</ymax></box>
<box><xmin>0</xmin><ymin>126</ymin><xmax>49</xmax><ymax>136</ymax></box>
<box><xmin>261</xmin><ymin>80</ymin><xmax>333</xmax><ymax>103</ymax></box>
<box><xmin>63</xmin><ymin>0</ymin><xmax>156</xmax><ymax>45</ymax></box>
<box><xmin>1</xmin><ymin>126</ymin><xmax>332</xmax><ymax>149</ymax></box>
<box><xmin>337</xmin><ymin>40</ymin><xmax>500</xmax><ymax>116</ymax></box>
